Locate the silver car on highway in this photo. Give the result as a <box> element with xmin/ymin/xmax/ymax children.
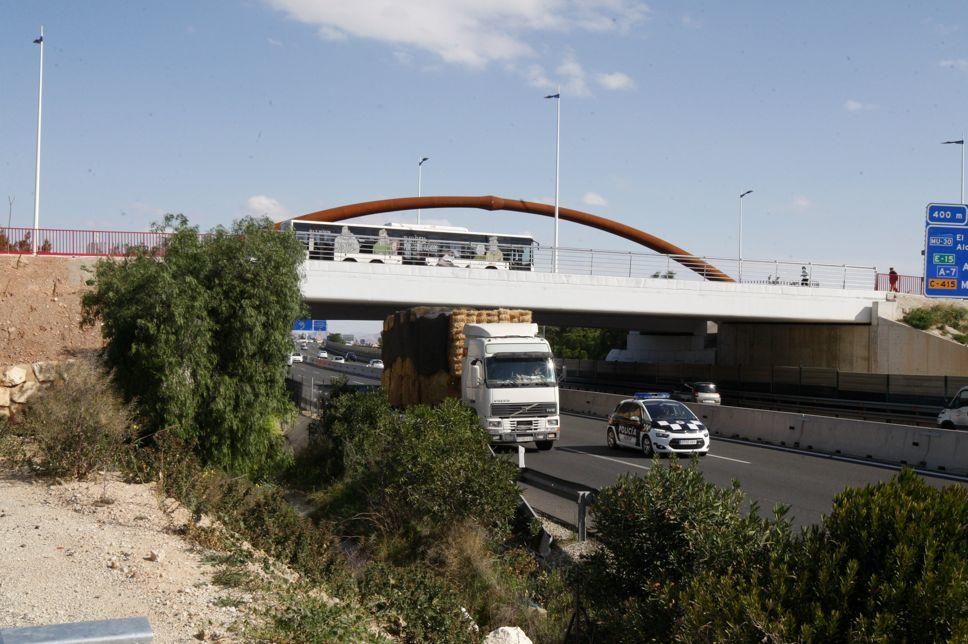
<box><xmin>606</xmin><ymin>393</ymin><xmax>709</xmax><ymax>457</ymax></box>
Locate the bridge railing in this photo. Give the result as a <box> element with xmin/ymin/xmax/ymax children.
<box><xmin>298</xmin><ymin>229</ymin><xmax>876</xmax><ymax>290</ymax></box>
<box><xmin>0</xmin><ymin>226</ymin><xmax>170</xmax><ymax>257</ymax></box>
<box><xmin>0</xmin><ymin>226</ymin><xmax>877</xmax><ymax>290</ymax></box>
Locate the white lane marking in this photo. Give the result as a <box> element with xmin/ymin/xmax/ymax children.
<box><xmin>712</xmin><ymin>436</ymin><xmax>968</xmax><ymax>484</ymax></box>
<box><xmin>706</xmin><ymin>453</ymin><xmax>751</xmax><ymax>464</ymax></box>
<box><xmin>557</xmin><ymin>447</ymin><xmax>651</xmax><ymax>471</ymax></box>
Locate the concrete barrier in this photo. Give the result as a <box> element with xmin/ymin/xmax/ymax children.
<box><xmin>559</xmin><ymin>388</ymin><xmax>968</xmax><ymax>476</ymax></box>
<box><xmin>314</xmin><ymin>358</ymin><xmax>383</xmax><ymax>380</ymax></box>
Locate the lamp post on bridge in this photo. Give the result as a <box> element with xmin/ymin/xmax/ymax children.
<box><xmin>545</xmin><ymin>88</ymin><xmax>561</xmax><ymax>273</ymax></box>
<box><xmin>738</xmin><ymin>189</ymin><xmax>753</xmax><ymax>283</ymax></box>
<box><xmin>32</xmin><ymin>26</ymin><xmax>45</xmax><ymax>255</ymax></box>
<box><xmin>942</xmin><ymin>138</ymin><xmax>965</xmax><ymax>204</ymax></box>
<box><xmin>416</xmin><ymin>157</ymin><xmax>429</xmax><ymax>225</ymax></box>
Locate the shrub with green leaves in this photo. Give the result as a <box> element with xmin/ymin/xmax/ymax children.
<box><xmin>16</xmin><ymin>359</ymin><xmax>135</xmax><ymax>478</ymax></box>
<box><xmin>82</xmin><ymin>214</ymin><xmax>304</xmax><ymax>479</ymax></box>
<box><xmin>680</xmin><ymin>472</ymin><xmax>968</xmax><ymax>642</ymax></box>
<box><xmin>579</xmin><ymin>463</ymin><xmax>790</xmax><ymax>642</ymax></box>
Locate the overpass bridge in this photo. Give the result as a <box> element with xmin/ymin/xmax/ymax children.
<box><xmin>302</xmin><ymin>257</ymin><xmax>884</xmax><ymax>327</ymax></box>
<box><xmin>293</xmin><ymin>194</ymin><xmax>883</xmax><ymax>327</ymax></box>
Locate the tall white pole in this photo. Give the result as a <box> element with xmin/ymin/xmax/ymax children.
<box><xmin>32</xmin><ymin>26</ymin><xmax>45</xmax><ymax>255</ymax></box>
<box><xmin>738</xmin><ymin>189</ymin><xmax>752</xmax><ymax>283</ymax></box>
<box><xmin>962</xmin><ymin>136</ymin><xmax>965</xmax><ymax>204</ymax></box>
<box><xmin>738</xmin><ymin>196</ymin><xmax>743</xmax><ymax>282</ymax></box>
<box><xmin>546</xmin><ymin>88</ymin><xmax>561</xmax><ymax>273</ymax></box>
<box><xmin>417</xmin><ymin>156</ymin><xmax>428</xmax><ymax>226</ymax></box>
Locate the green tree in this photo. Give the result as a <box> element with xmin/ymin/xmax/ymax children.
<box><xmin>541</xmin><ymin>326</ymin><xmax>626</xmax><ymax>360</ymax></box>
<box><xmin>82</xmin><ymin>214</ymin><xmax>305</xmax><ymax>478</ymax></box>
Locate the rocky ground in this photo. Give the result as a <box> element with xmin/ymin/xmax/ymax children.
<box><xmin>0</xmin><ymin>470</ymin><xmax>261</xmax><ymax>642</ymax></box>
<box><xmin>0</xmin><ymin>256</ymin><xmax>104</xmax><ymax>365</ymax></box>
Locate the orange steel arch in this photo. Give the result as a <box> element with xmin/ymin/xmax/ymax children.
<box><xmin>293</xmin><ymin>195</ymin><xmax>732</xmax><ymax>282</ymax></box>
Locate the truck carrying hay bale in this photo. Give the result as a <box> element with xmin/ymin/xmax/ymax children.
<box><xmin>382</xmin><ymin>308</ymin><xmax>532</xmax><ymax>407</ymax></box>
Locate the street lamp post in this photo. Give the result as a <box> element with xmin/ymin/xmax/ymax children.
<box><xmin>545</xmin><ymin>89</ymin><xmax>561</xmax><ymax>273</ymax></box>
<box><xmin>32</xmin><ymin>26</ymin><xmax>45</xmax><ymax>255</ymax></box>
<box><xmin>738</xmin><ymin>189</ymin><xmax>753</xmax><ymax>282</ymax></box>
<box><xmin>942</xmin><ymin>139</ymin><xmax>965</xmax><ymax>204</ymax></box>
<box><xmin>417</xmin><ymin>156</ymin><xmax>429</xmax><ymax>225</ymax></box>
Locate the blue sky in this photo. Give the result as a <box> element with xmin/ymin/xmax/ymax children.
<box><xmin>2</xmin><ymin>0</ymin><xmax>967</xmax><ymax>281</ymax></box>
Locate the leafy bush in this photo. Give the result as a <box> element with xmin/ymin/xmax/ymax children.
<box><xmin>254</xmin><ymin>587</ymin><xmax>388</xmax><ymax>643</ymax></box>
<box><xmin>82</xmin><ymin>214</ymin><xmax>305</xmax><ymax>479</ymax></box>
<box><xmin>578</xmin><ymin>463</ymin><xmax>791</xmax><ymax>642</ymax></box>
<box><xmin>362</xmin><ymin>561</ymin><xmax>475</xmax><ymax>643</ymax></box>
<box><xmin>625</xmin><ymin>468</ymin><xmax>968</xmax><ymax>643</ymax></box>
<box><xmin>135</xmin><ymin>433</ymin><xmax>353</xmax><ymax>594</ymax></box>
<box><xmin>903</xmin><ymin>304</ymin><xmax>968</xmax><ymax>333</ymax></box>
<box><xmin>17</xmin><ymin>359</ymin><xmax>135</xmax><ymax>478</ymax></box>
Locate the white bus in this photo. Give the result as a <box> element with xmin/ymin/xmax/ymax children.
<box><xmin>280</xmin><ymin>220</ymin><xmax>538</xmax><ymax>271</ymax></box>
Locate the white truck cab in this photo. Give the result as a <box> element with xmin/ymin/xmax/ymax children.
<box><xmin>938</xmin><ymin>387</ymin><xmax>968</xmax><ymax>428</ymax></box>
<box><xmin>460</xmin><ymin>323</ymin><xmax>560</xmax><ymax>450</ymax></box>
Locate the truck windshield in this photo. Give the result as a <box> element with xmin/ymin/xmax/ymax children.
<box><xmin>484</xmin><ymin>355</ymin><xmax>555</xmax><ymax>388</ymax></box>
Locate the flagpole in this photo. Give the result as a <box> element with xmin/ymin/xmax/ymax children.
<box><xmin>32</xmin><ymin>26</ymin><xmax>45</xmax><ymax>255</ymax></box>
<box><xmin>545</xmin><ymin>88</ymin><xmax>561</xmax><ymax>273</ymax></box>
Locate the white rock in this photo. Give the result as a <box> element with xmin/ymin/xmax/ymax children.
<box><xmin>146</xmin><ymin>549</ymin><xmax>165</xmax><ymax>562</ymax></box>
<box><xmin>32</xmin><ymin>361</ymin><xmax>58</xmax><ymax>383</ymax></box>
<box><xmin>11</xmin><ymin>382</ymin><xmax>40</xmax><ymax>404</ymax></box>
<box><xmin>2</xmin><ymin>365</ymin><xmax>27</xmax><ymax>387</ymax></box>
<box><xmin>483</xmin><ymin>626</ymin><xmax>533</xmax><ymax>644</ymax></box>
<box><xmin>0</xmin><ymin>387</ymin><xmax>10</xmax><ymax>408</ymax></box>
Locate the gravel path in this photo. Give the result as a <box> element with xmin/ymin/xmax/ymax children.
<box><xmin>0</xmin><ymin>470</ymin><xmax>257</xmax><ymax>642</ymax></box>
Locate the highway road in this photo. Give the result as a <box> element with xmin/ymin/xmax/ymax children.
<box><xmin>288</xmin><ymin>358</ymin><xmax>381</xmax><ymax>408</ymax></box>
<box><xmin>512</xmin><ymin>412</ymin><xmax>967</xmax><ymax>529</ymax></box>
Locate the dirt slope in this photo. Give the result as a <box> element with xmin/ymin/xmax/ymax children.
<box><xmin>0</xmin><ymin>256</ymin><xmax>104</xmax><ymax>364</ymax></box>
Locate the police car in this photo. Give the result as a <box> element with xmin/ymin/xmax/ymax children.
<box><xmin>606</xmin><ymin>392</ymin><xmax>710</xmax><ymax>457</ymax></box>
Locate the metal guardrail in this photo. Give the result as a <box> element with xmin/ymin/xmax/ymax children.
<box><xmin>561</xmin><ymin>380</ymin><xmax>943</xmax><ymax>427</ymax></box>
<box><xmin>0</xmin><ymin>226</ymin><xmax>170</xmax><ymax>257</ymax></box>
<box><xmin>875</xmin><ymin>272</ymin><xmax>923</xmax><ymax>295</ymax></box>
<box><xmin>303</xmin><ymin>229</ymin><xmax>878</xmax><ymax>290</ymax></box>
<box><xmin>0</xmin><ymin>616</ymin><xmax>152</xmax><ymax>643</ymax></box>
<box><xmin>511</xmin><ymin>446</ymin><xmax>598</xmax><ymax>542</ymax></box>
<box><xmin>0</xmin><ymin>225</ymin><xmax>877</xmax><ymax>290</ymax></box>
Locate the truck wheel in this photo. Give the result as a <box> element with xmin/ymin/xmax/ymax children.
<box><xmin>941</xmin><ymin>421</ymin><xmax>955</xmax><ymax>429</ymax></box>
<box><xmin>606</xmin><ymin>428</ymin><xmax>618</xmax><ymax>450</ymax></box>
<box><xmin>535</xmin><ymin>440</ymin><xmax>554</xmax><ymax>451</ymax></box>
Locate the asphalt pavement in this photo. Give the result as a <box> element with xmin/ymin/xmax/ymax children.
<box><xmin>509</xmin><ymin>412</ymin><xmax>967</xmax><ymax>529</ymax></box>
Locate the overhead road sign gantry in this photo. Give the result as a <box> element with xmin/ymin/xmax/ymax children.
<box><xmin>926</xmin><ymin>203</ymin><xmax>968</xmax><ymax>226</ymax></box>
<box><xmin>924</xmin><ymin>224</ymin><xmax>968</xmax><ymax>298</ymax></box>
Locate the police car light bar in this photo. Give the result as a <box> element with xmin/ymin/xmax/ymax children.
<box><xmin>634</xmin><ymin>391</ymin><xmax>671</xmax><ymax>400</ymax></box>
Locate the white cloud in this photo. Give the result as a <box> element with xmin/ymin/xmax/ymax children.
<box><xmin>525</xmin><ymin>63</ymin><xmax>554</xmax><ymax>90</ymax></box>
<box><xmin>557</xmin><ymin>51</ymin><xmax>589</xmax><ymax>95</ymax></box>
<box><xmin>267</xmin><ymin>37</ymin><xmax>283</xmax><ymax>47</ymax></box>
<box><xmin>597</xmin><ymin>71</ymin><xmax>634</xmax><ymax>90</ymax></box>
<box><xmin>940</xmin><ymin>59</ymin><xmax>968</xmax><ymax>72</ymax></box>
<box><xmin>393</xmin><ymin>50</ymin><xmax>413</xmax><ymax>65</ymax></box>
<box><xmin>244</xmin><ymin>195</ymin><xmax>291</xmax><ymax>221</ymax></box>
<box><xmin>264</xmin><ymin>0</ymin><xmax>648</xmax><ymax>68</ymax></box>
<box><xmin>582</xmin><ymin>191</ymin><xmax>608</xmax><ymax>207</ymax></box>
<box><xmin>844</xmin><ymin>99</ymin><xmax>876</xmax><ymax>112</ymax></box>
<box><xmin>792</xmin><ymin>195</ymin><xmax>812</xmax><ymax>211</ymax></box>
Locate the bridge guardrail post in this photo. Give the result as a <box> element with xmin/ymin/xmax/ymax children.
<box><xmin>577</xmin><ymin>491</ymin><xmax>591</xmax><ymax>542</ymax></box>
<box><xmin>518</xmin><ymin>444</ymin><xmax>526</xmax><ymax>469</ymax></box>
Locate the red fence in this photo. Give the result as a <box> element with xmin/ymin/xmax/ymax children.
<box><xmin>0</xmin><ymin>227</ymin><xmax>172</xmax><ymax>257</ymax></box>
<box><xmin>875</xmin><ymin>272</ymin><xmax>923</xmax><ymax>295</ymax></box>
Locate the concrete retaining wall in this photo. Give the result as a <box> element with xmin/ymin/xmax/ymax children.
<box><xmin>313</xmin><ymin>358</ymin><xmax>383</xmax><ymax>380</ymax></box>
<box><xmin>559</xmin><ymin>388</ymin><xmax>968</xmax><ymax>476</ymax></box>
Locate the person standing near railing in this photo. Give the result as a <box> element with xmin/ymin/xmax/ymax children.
<box><xmin>888</xmin><ymin>267</ymin><xmax>899</xmax><ymax>293</ymax></box>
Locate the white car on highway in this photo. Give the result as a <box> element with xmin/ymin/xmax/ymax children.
<box><xmin>287</xmin><ymin>352</ymin><xmax>304</xmax><ymax>366</ymax></box>
<box><xmin>938</xmin><ymin>386</ymin><xmax>968</xmax><ymax>428</ymax></box>
<box><xmin>606</xmin><ymin>393</ymin><xmax>709</xmax><ymax>457</ymax></box>
<box><xmin>368</xmin><ymin>359</ymin><xmax>384</xmax><ymax>369</ymax></box>
<box><xmin>317</xmin><ymin>350</ymin><xmax>329</xmax><ymax>359</ymax></box>
<box><xmin>331</xmin><ymin>355</ymin><xmax>345</xmax><ymax>363</ymax></box>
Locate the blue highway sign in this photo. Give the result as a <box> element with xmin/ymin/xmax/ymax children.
<box><xmin>293</xmin><ymin>319</ymin><xmax>328</xmax><ymax>331</ymax></box>
<box><xmin>924</xmin><ymin>225</ymin><xmax>968</xmax><ymax>298</ymax></box>
<box><xmin>926</xmin><ymin>203</ymin><xmax>968</xmax><ymax>226</ymax></box>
